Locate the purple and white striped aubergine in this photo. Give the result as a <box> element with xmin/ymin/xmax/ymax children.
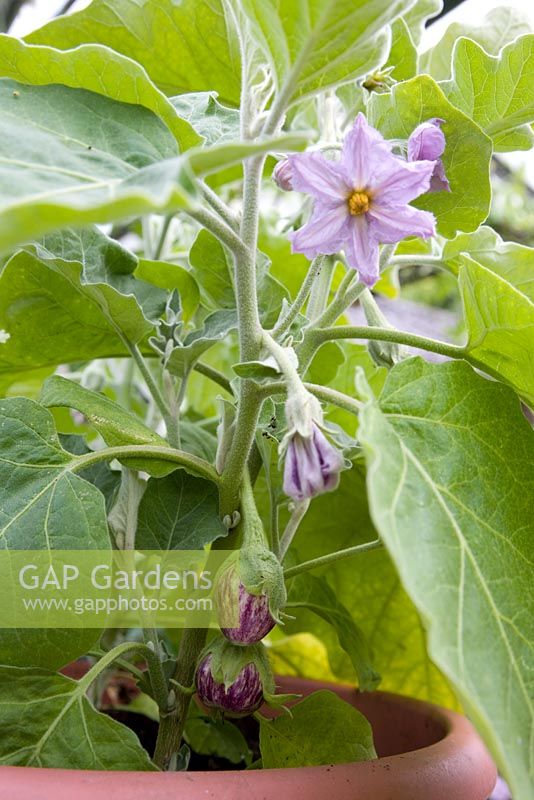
<box><xmin>195</xmin><ymin>653</ymin><xmax>264</xmax><ymax>717</ymax></box>
<box><xmin>215</xmin><ymin>561</ymin><xmax>276</xmax><ymax>645</ymax></box>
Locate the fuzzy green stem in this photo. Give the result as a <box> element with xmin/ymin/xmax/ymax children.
<box><xmin>153</xmin><ymin>214</ymin><xmax>174</xmax><ymax>261</ymax></box>
<box><xmin>271</xmin><ymin>256</ymin><xmax>325</xmax><ymax>338</ymax></box>
<box><xmin>123</xmin><ymin>339</ymin><xmax>170</xmax><ymax>423</ymax></box>
<box><xmin>306</xmin><ymin>256</ymin><xmax>335</xmax><ymax>321</ymax></box>
<box><xmin>284</xmin><ymin>539</ymin><xmax>383</xmax><ymax>579</ymax></box>
<box><xmin>279</xmin><ymin>500</ymin><xmax>310</xmax><ymax>560</ymax></box>
<box><xmin>313</xmin><ymin>326</ymin><xmax>466</xmax><ymax>360</ymax></box>
<box><xmin>71</xmin><ymin>444</ymin><xmax>218</xmax><ymax>485</ymax></box>
<box><xmin>153</xmin><ymin>628</ymin><xmax>207</xmax><ymax>769</ymax></box>
<box><xmin>193</xmin><ymin>362</ymin><xmax>233</xmax><ymax>394</ymax></box>
<box><xmin>201</xmin><ymin>182</ymin><xmax>240</xmax><ymax>232</ymax></box>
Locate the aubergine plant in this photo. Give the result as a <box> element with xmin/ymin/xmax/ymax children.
<box><xmin>0</xmin><ymin>0</ymin><xmax>532</xmax><ymax>797</ymax></box>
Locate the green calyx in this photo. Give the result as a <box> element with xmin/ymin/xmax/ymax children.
<box><xmin>202</xmin><ymin>634</ymin><xmax>297</xmax><ymax>708</ymax></box>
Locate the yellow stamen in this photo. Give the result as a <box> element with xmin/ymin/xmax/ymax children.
<box><xmin>348</xmin><ymin>190</ymin><xmax>370</xmax><ymax>216</ymax></box>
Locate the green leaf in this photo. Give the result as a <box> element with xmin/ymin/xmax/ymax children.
<box><xmin>60</xmin><ymin>434</ymin><xmax>121</xmax><ymax>514</ymax></box>
<box><xmin>0</xmin><ymin>667</ymin><xmax>155</xmax><ymax>769</ymax></box>
<box><xmin>28</xmin><ymin>0</ymin><xmax>242</xmax><ymax>106</ymax></box>
<box><xmin>0</xmin><ymin>398</ymin><xmax>110</xmax><ymax>668</ymax></box>
<box><xmin>40</xmin><ymin>376</ymin><xmax>176</xmax><ymax>477</ymax></box>
<box><xmin>0</xmin><ymin>79</ymin><xmax>306</xmax><ymax>253</ymax></box>
<box><xmin>165</xmin><ymin>309</ymin><xmax>238</xmax><ymax>378</ymax></box>
<box><xmin>384</xmin><ymin>18</ymin><xmax>418</xmax><ymax>82</ymax></box>
<box><xmin>185</xmin><ymin>706</ymin><xmax>251</xmax><ymax>765</ymax></box>
<box><xmin>0</xmin><ymin>33</ymin><xmax>200</xmax><ymax>149</ymax></box>
<box><xmin>135</xmin><ymin>259</ymin><xmax>200</xmax><ymax>321</ymax></box>
<box><xmin>240</xmin><ymin>0</ymin><xmax>413</xmax><ymax>103</ymax></box>
<box><xmin>459</xmin><ymin>254</ymin><xmax>534</xmax><ymax>406</ymax></box>
<box><xmin>259</xmin><ymin>690</ymin><xmax>376</xmax><ymax>768</ymax></box>
<box><xmin>403</xmin><ymin>0</ymin><xmax>442</xmax><ymax>46</ymax></box>
<box><xmin>260</xmin><ymin>466</ymin><xmax>458</xmax><ymax>709</ymax></box>
<box><xmin>189</xmin><ymin>229</ymin><xmax>235</xmax><ymax>309</ymax></box>
<box><xmin>368</xmin><ymin>75</ymin><xmax>493</xmax><ymax>238</ymax></box>
<box><xmin>171</xmin><ymin>93</ymin><xmax>240</xmax><ymax>147</ymax></box>
<box><xmin>136</xmin><ymin>471</ymin><xmax>226</xmax><ymax>550</ymax></box>
<box><xmin>358</xmin><ymin>358</ymin><xmax>534</xmax><ymax>800</ymax></box>
<box><xmin>442</xmin><ymin>35</ymin><xmax>534</xmax><ymax>152</ymax></box>
<box><xmin>287</xmin><ymin>572</ymin><xmax>380</xmax><ymax>691</ymax></box>
<box><xmin>420</xmin><ymin>6</ymin><xmax>532</xmax><ymax>81</ymax></box>
<box><xmin>232</xmin><ymin>360</ymin><xmax>281</xmax><ymax>381</ymax></box>
<box><xmin>0</xmin><ymin>245</ymin><xmax>160</xmax><ymax>385</ymax></box>
<box><xmin>0</xmin><ymin>80</ymin><xmax>193</xmax><ymax>253</ymax></box>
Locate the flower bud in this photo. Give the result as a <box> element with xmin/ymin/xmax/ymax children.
<box><xmin>196</xmin><ymin>653</ymin><xmax>264</xmax><ymax>717</ymax></box>
<box><xmin>273</xmin><ymin>159</ymin><xmax>293</xmax><ymax>191</ymax></box>
<box><xmin>215</xmin><ymin>559</ymin><xmax>276</xmax><ymax>645</ymax></box>
<box><xmin>283</xmin><ymin>421</ymin><xmax>344</xmax><ymax>501</ymax></box>
<box><xmin>407</xmin><ymin>119</ymin><xmax>450</xmax><ymax>193</ymax></box>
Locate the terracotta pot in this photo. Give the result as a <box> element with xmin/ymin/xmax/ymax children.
<box><xmin>0</xmin><ymin>674</ymin><xmax>497</xmax><ymax>800</ymax></box>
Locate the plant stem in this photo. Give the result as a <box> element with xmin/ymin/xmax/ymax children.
<box><xmin>271</xmin><ymin>256</ymin><xmax>324</xmax><ymax>338</ymax></box>
<box><xmin>123</xmin><ymin>339</ymin><xmax>170</xmax><ymax>422</ymax></box>
<box><xmin>153</xmin><ymin>214</ymin><xmax>174</xmax><ymax>260</ymax></box>
<box><xmin>72</xmin><ymin>444</ymin><xmax>218</xmax><ymax>484</ymax></box>
<box><xmin>259</xmin><ymin>380</ymin><xmax>362</xmax><ymax>417</ymax></box>
<box><xmin>390</xmin><ymin>254</ymin><xmax>445</xmax><ymax>268</ymax></box>
<box><xmin>153</xmin><ymin>628</ymin><xmax>207</xmax><ymax>769</ymax></box>
<box><xmin>284</xmin><ymin>539</ymin><xmax>383</xmax><ymax>579</ymax></box>
<box><xmin>313</xmin><ymin>325</ymin><xmax>466</xmax><ymax>360</ymax></box>
<box><xmin>306</xmin><ymin>256</ymin><xmax>335</xmax><ymax>321</ymax></box>
<box><xmin>79</xmin><ymin>642</ymin><xmax>168</xmax><ymax>712</ymax></box>
<box><xmin>193</xmin><ymin>361</ymin><xmax>233</xmax><ymax>394</ymax></box>
<box><xmin>315</xmin><ymin>273</ymin><xmax>365</xmax><ymax>328</ymax></box>
<box><xmin>88</xmin><ymin>650</ymin><xmax>145</xmax><ymax>681</ymax></box>
<box><xmin>201</xmin><ymin>182</ymin><xmax>240</xmax><ymax>232</ymax></box>
<box><xmin>188</xmin><ymin>206</ymin><xmax>249</xmax><ymax>258</ymax></box>
<box><xmin>278</xmin><ymin>500</ymin><xmax>310</xmax><ymax>560</ymax></box>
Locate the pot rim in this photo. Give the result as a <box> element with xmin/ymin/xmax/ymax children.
<box><xmin>0</xmin><ymin>675</ymin><xmax>497</xmax><ymax>800</ymax></box>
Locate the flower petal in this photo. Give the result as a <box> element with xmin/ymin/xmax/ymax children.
<box><xmin>344</xmin><ymin>215</ymin><xmax>380</xmax><ymax>286</ymax></box>
<box><xmin>429</xmin><ymin>159</ymin><xmax>451</xmax><ymax>192</ymax></box>
<box><xmin>341</xmin><ymin>112</ymin><xmax>392</xmax><ymax>189</ymax></box>
<box><xmin>288</xmin><ymin>151</ymin><xmax>349</xmax><ymax>202</ymax></box>
<box><xmin>408</xmin><ymin>119</ymin><xmax>446</xmax><ymax>162</ymax></box>
<box><xmin>372</xmin><ymin>157</ymin><xmax>435</xmax><ymax>204</ymax></box>
<box><xmin>368</xmin><ymin>203</ymin><xmax>436</xmax><ymax>244</ymax></box>
<box><xmin>290</xmin><ymin>203</ymin><xmax>350</xmax><ymax>260</ymax></box>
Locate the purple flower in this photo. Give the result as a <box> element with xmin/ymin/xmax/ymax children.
<box><xmin>283</xmin><ymin>421</ymin><xmax>344</xmax><ymax>502</ymax></box>
<box><xmin>195</xmin><ymin>654</ymin><xmax>264</xmax><ymax>717</ymax></box>
<box><xmin>408</xmin><ymin>118</ymin><xmax>450</xmax><ymax>193</ymax></box>
<box><xmin>215</xmin><ymin>562</ymin><xmax>276</xmax><ymax>645</ymax></box>
<box><xmin>273</xmin><ymin>159</ymin><xmax>293</xmax><ymax>191</ymax></box>
<box><xmin>288</xmin><ymin>113</ymin><xmax>436</xmax><ymax>286</ymax></box>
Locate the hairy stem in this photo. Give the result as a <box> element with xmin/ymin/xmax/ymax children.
<box><xmin>278</xmin><ymin>500</ymin><xmax>310</xmax><ymax>560</ymax></box>
<box><xmin>271</xmin><ymin>255</ymin><xmax>325</xmax><ymax>338</ymax></box>
<box><xmin>153</xmin><ymin>628</ymin><xmax>207</xmax><ymax>769</ymax></box>
<box><xmin>306</xmin><ymin>256</ymin><xmax>335</xmax><ymax>321</ymax></box>
<box><xmin>284</xmin><ymin>539</ymin><xmax>383</xmax><ymax>579</ymax></box>
<box><xmin>313</xmin><ymin>325</ymin><xmax>466</xmax><ymax>359</ymax></box>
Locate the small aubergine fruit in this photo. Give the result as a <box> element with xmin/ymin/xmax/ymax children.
<box><xmin>215</xmin><ymin>558</ymin><xmax>276</xmax><ymax>645</ymax></box>
<box><xmin>195</xmin><ymin>636</ymin><xmax>296</xmax><ymax>717</ymax></box>
<box><xmin>195</xmin><ymin>653</ymin><xmax>264</xmax><ymax>717</ymax></box>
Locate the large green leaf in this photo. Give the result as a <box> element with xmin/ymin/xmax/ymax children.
<box><xmin>0</xmin><ymin>398</ymin><xmax>110</xmax><ymax>668</ymax></box>
<box><xmin>384</xmin><ymin>19</ymin><xmax>418</xmax><ymax>82</ymax></box>
<box><xmin>259</xmin><ymin>690</ymin><xmax>376</xmax><ymax>768</ymax></box>
<box><xmin>0</xmin><ymin>79</ymin><xmax>306</xmax><ymax>253</ymax></box>
<box><xmin>28</xmin><ymin>0</ymin><xmax>242</xmax><ymax>106</ymax></box>
<box><xmin>171</xmin><ymin>93</ymin><xmax>241</xmax><ymax>147</ymax></box>
<box><xmin>0</xmin><ymin>34</ymin><xmax>200</xmax><ymax>149</ymax></box>
<box><xmin>459</xmin><ymin>254</ymin><xmax>534</xmax><ymax>407</ymax></box>
<box><xmin>135</xmin><ymin>259</ymin><xmax>200</xmax><ymax>322</ymax></box>
<box><xmin>358</xmin><ymin>358</ymin><xmax>534</xmax><ymax>800</ymax></box>
<box><xmin>368</xmin><ymin>75</ymin><xmax>492</xmax><ymax>238</ymax></box>
<box><xmin>0</xmin><ymin>246</ymin><xmax>158</xmax><ymax>385</ymax></box>
<box><xmin>240</xmin><ymin>0</ymin><xmax>413</xmax><ymax>103</ymax></box>
<box><xmin>0</xmin><ymin>666</ymin><xmax>155</xmax><ymax>769</ymax></box>
<box><xmin>443</xmin><ymin>35</ymin><xmax>534</xmax><ymax>152</ymax></box>
<box><xmin>286</xmin><ymin>572</ymin><xmax>380</xmax><ymax>691</ymax></box>
<box><xmin>40</xmin><ymin>376</ymin><xmax>177</xmax><ymax>477</ymax></box>
<box><xmin>136</xmin><ymin>471</ymin><xmax>226</xmax><ymax>550</ymax></box>
<box><xmin>420</xmin><ymin>6</ymin><xmax>532</xmax><ymax>81</ymax></box>
<box><xmin>279</xmin><ymin>467</ymin><xmax>458</xmax><ymax>708</ymax></box>
<box><xmin>403</xmin><ymin>0</ymin><xmax>442</xmax><ymax>46</ymax></box>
